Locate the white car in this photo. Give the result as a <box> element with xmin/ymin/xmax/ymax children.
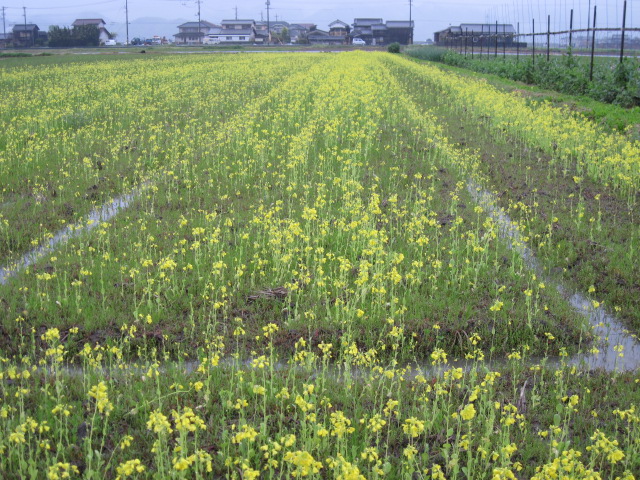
<box><xmin>104</xmin><ymin>39</ymin><xmax>117</xmax><ymax>46</ymax></box>
<box><xmin>352</xmin><ymin>38</ymin><xmax>366</xmax><ymax>46</ymax></box>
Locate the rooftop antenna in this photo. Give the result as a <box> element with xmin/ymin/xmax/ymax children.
<box><xmin>234</xmin><ymin>6</ymin><xmax>238</xmax><ymax>20</ymax></box>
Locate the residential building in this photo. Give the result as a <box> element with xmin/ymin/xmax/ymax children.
<box><xmin>329</xmin><ymin>20</ymin><xmax>350</xmax><ymax>37</ymax></box>
<box><xmin>386</xmin><ymin>21</ymin><xmax>414</xmax><ymax>44</ymax></box>
<box><xmin>289</xmin><ymin>24</ymin><xmax>314</xmax><ymax>43</ymax></box>
<box><xmin>202</xmin><ymin>20</ymin><xmax>256</xmax><ymax>45</ymax></box>
<box><xmin>12</xmin><ymin>24</ymin><xmax>39</xmax><ymax>47</ymax></box>
<box><xmin>350</xmin><ymin>18</ymin><xmax>414</xmax><ymax>45</ymax></box>
<box><xmin>308</xmin><ymin>29</ymin><xmax>346</xmax><ymax>45</ymax></box>
<box><xmin>174</xmin><ymin>20</ymin><xmax>218</xmax><ymax>45</ymax></box>
<box><xmin>72</xmin><ymin>19</ymin><xmax>111</xmax><ymax>44</ymax></box>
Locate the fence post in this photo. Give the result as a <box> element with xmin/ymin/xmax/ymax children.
<box><xmin>503</xmin><ymin>31</ymin><xmax>506</xmax><ymax>59</ymax></box>
<box><xmin>465</xmin><ymin>28</ymin><xmax>468</xmax><ymax>56</ymax></box>
<box><xmin>569</xmin><ymin>9</ymin><xmax>573</xmax><ymax>51</ymax></box>
<box><xmin>589</xmin><ymin>5</ymin><xmax>597</xmax><ymax>81</ymax></box>
<box><xmin>547</xmin><ymin>15</ymin><xmax>550</xmax><ymax>61</ymax></box>
<box><xmin>516</xmin><ymin>22</ymin><xmax>519</xmax><ymax>61</ymax></box>
<box><xmin>471</xmin><ymin>32</ymin><xmax>474</xmax><ymax>58</ymax></box>
<box><xmin>620</xmin><ymin>0</ymin><xmax>627</xmax><ymax>63</ymax></box>
<box><xmin>532</xmin><ymin>18</ymin><xmax>535</xmax><ymax>65</ymax></box>
<box><xmin>495</xmin><ymin>20</ymin><xmax>498</xmax><ymax>57</ymax></box>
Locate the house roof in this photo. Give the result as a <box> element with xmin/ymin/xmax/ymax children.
<box><xmin>308</xmin><ymin>29</ymin><xmax>331</xmax><ymax>38</ymax></box>
<box><xmin>354</xmin><ymin>18</ymin><xmax>383</xmax><ymax>26</ymax></box>
<box><xmin>177</xmin><ymin>21</ymin><xmax>217</xmax><ymax>29</ymax></box>
<box><xmin>221</xmin><ymin>19</ymin><xmax>255</xmax><ymax>25</ymax></box>
<box><xmin>329</xmin><ymin>20</ymin><xmax>349</xmax><ymax>28</ymax></box>
<box><xmin>13</xmin><ymin>24</ymin><xmax>39</xmax><ymax>32</ymax></box>
<box><xmin>386</xmin><ymin>20</ymin><xmax>414</xmax><ymax>28</ymax></box>
<box><xmin>72</xmin><ymin>19</ymin><xmax>106</xmax><ymax>26</ymax></box>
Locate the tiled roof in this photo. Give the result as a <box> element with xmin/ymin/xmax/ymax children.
<box><xmin>72</xmin><ymin>19</ymin><xmax>106</xmax><ymax>26</ymax></box>
<box><xmin>386</xmin><ymin>21</ymin><xmax>414</xmax><ymax>28</ymax></box>
<box><xmin>13</xmin><ymin>24</ymin><xmax>39</xmax><ymax>31</ymax></box>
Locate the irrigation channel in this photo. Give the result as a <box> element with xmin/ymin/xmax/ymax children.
<box><xmin>1</xmin><ymin>179</ymin><xmax>638</xmax><ymax>375</ymax></box>
<box><xmin>0</xmin><ymin>186</ymin><xmax>147</xmax><ymax>286</ymax></box>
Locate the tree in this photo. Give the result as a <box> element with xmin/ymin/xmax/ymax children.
<box><xmin>73</xmin><ymin>24</ymin><xmax>100</xmax><ymax>46</ymax></box>
<box><xmin>48</xmin><ymin>24</ymin><xmax>100</xmax><ymax>47</ymax></box>
<box><xmin>272</xmin><ymin>27</ymin><xmax>290</xmax><ymax>45</ymax></box>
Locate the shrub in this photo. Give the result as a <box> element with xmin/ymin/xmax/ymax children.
<box><xmin>388</xmin><ymin>42</ymin><xmax>401</xmax><ymax>54</ymax></box>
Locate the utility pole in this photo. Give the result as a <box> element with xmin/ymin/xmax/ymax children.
<box><xmin>197</xmin><ymin>0</ymin><xmax>202</xmax><ymax>44</ymax></box>
<box><xmin>23</xmin><ymin>6</ymin><xmax>29</xmax><ymax>47</ymax></box>
<box><xmin>125</xmin><ymin>0</ymin><xmax>129</xmax><ymax>45</ymax></box>
<box><xmin>408</xmin><ymin>0</ymin><xmax>413</xmax><ymax>44</ymax></box>
<box><xmin>2</xmin><ymin>6</ymin><xmax>6</xmax><ymax>43</ymax></box>
<box><xmin>266</xmin><ymin>0</ymin><xmax>270</xmax><ymax>45</ymax></box>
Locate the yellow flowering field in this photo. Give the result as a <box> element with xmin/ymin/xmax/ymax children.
<box><xmin>0</xmin><ymin>52</ymin><xmax>638</xmax><ymax>479</ymax></box>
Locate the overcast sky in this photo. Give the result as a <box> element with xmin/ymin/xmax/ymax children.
<box><xmin>1</xmin><ymin>0</ymin><xmax>637</xmax><ymax>42</ymax></box>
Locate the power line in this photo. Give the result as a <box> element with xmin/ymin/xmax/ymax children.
<box><xmin>4</xmin><ymin>0</ymin><xmax>118</xmax><ymax>10</ymax></box>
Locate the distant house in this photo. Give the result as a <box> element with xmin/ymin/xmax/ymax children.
<box><xmin>288</xmin><ymin>24</ymin><xmax>313</xmax><ymax>43</ymax></box>
<box><xmin>329</xmin><ymin>20</ymin><xmax>350</xmax><ymax>37</ymax></box>
<box><xmin>308</xmin><ymin>29</ymin><xmax>345</xmax><ymax>45</ymax></box>
<box><xmin>12</xmin><ymin>24</ymin><xmax>39</xmax><ymax>47</ymax></box>
<box><xmin>254</xmin><ymin>21</ymin><xmax>314</xmax><ymax>44</ymax></box>
<box><xmin>350</xmin><ymin>18</ymin><xmax>413</xmax><ymax>45</ymax></box>
<box><xmin>209</xmin><ymin>19</ymin><xmax>256</xmax><ymax>44</ymax></box>
<box><xmin>434</xmin><ymin>23</ymin><xmax>519</xmax><ymax>47</ymax></box>
<box><xmin>386</xmin><ymin>21</ymin><xmax>414</xmax><ymax>44</ymax></box>
<box><xmin>72</xmin><ymin>19</ymin><xmax>111</xmax><ymax>44</ymax></box>
<box><xmin>174</xmin><ymin>20</ymin><xmax>218</xmax><ymax>45</ymax></box>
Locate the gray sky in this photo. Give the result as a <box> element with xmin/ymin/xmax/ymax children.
<box><xmin>1</xmin><ymin>0</ymin><xmax>637</xmax><ymax>42</ymax></box>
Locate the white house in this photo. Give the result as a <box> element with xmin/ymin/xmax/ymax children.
<box><xmin>72</xmin><ymin>19</ymin><xmax>111</xmax><ymax>44</ymax></box>
<box><xmin>174</xmin><ymin>21</ymin><xmax>219</xmax><ymax>45</ymax></box>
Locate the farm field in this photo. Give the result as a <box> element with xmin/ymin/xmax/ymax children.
<box><xmin>405</xmin><ymin>46</ymin><xmax>640</xmax><ymax>110</ymax></box>
<box><xmin>0</xmin><ymin>52</ymin><xmax>639</xmax><ymax>478</ymax></box>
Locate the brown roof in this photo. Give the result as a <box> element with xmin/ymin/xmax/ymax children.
<box><xmin>72</xmin><ymin>19</ymin><xmax>106</xmax><ymax>26</ymax></box>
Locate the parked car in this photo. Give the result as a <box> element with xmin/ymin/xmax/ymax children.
<box><xmin>104</xmin><ymin>39</ymin><xmax>117</xmax><ymax>46</ymax></box>
<box><xmin>352</xmin><ymin>38</ymin><xmax>366</xmax><ymax>46</ymax></box>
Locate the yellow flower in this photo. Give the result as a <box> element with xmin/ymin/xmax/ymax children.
<box><xmin>115</xmin><ymin>459</ymin><xmax>145</xmax><ymax>479</ymax></box>
<box><xmin>460</xmin><ymin>403</ymin><xmax>476</xmax><ymax>421</ymax></box>
<box><xmin>88</xmin><ymin>382</ymin><xmax>113</xmax><ymax>415</ymax></box>
<box><xmin>284</xmin><ymin>450</ymin><xmax>323</xmax><ymax>477</ymax></box>
<box><xmin>403</xmin><ymin>417</ymin><xmax>425</xmax><ymax>438</ymax></box>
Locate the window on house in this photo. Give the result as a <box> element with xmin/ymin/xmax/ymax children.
<box><xmin>239</xmin><ymin>36</ymin><xmax>245</xmax><ymax>40</ymax></box>
<box><xmin>226</xmin><ymin>36</ymin><xmax>232</xmax><ymax>40</ymax></box>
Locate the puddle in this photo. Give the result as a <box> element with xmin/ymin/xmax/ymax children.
<box><xmin>0</xmin><ymin>188</ymin><xmax>142</xmax><ymax>286</ymax></box>
<box><xmin>467</xmin><ymin>180</ymin><xmax>640</xmax><ymax>371</ymax></box>
<box><xmin>2</xmin><ymin>179</ymin><xmax>638</xmax><ymax>376</ymax></box>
